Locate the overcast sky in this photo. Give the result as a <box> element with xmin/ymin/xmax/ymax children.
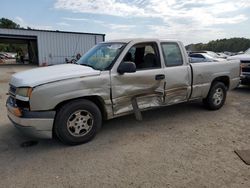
<box><xmin>2</xmin><ymin>0</ymin><xmax>250</xmax><ymax>44</ymax></box>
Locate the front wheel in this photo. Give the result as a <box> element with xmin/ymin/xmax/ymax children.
<box><xmin>203</xmin><ymin>82</ymin><xmax>227</xmax><ymax>110</ymax></box>
<box><xmin>54</xmin><ymin>99</ymin><xmax>102</xmax><ymax>145</ymax></box>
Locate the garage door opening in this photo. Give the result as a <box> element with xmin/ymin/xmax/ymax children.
<box><xmin>0</xmin><ymin>34</ymin><xmax>38</xmax><ymax>65</ymax></box>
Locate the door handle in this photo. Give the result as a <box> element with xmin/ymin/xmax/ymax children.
<box><xmin>155</xmin><ymin>74</ymin><xmax>165</xmax><ymax>80</ymax></box>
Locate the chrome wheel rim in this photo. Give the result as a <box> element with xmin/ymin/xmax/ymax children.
<box><xmin>212</xmin><ymin>88</ymin><xmax>224</xmax><ymax>106</ymax></box>
<box><xmin>67</xmin><ymin>110</ymin><xmax>94</xmax><ymax>137</ymax></box>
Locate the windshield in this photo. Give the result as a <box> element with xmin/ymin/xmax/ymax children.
<box><xmin>77</xmin><ymin>43</ymin><xmax>125</xmax><ymax>70</ymax></box>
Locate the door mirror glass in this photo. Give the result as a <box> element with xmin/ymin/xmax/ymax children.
<box><xmin>117</xmin><ymin>61</ymin><xmax>136</xmax><ymax>74</ymax></box>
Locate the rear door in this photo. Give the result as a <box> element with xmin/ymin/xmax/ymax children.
<box><xmin>161</xmin><ymin>42</ymin><xmax>192</xmax><ymax>104</ymax></box>
<box><xmin>111</xmin><ymin>42</ymin><xmax>165</xmax><ymax>115</ymax></box>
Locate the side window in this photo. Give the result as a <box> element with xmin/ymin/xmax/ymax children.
<box><xmin>123</xmin><ymin>43</ymin><xmax>161</xmax><ymax>70</ymax></box>
<box><xmin>199</xmin><ymin>54</ymin><xmax>205</xmax><ymax>59</ymax></box>
<box><xmin>161</xmin><ymin>43</ymin><xmax>183</xmax><ymax>66</ymax></box>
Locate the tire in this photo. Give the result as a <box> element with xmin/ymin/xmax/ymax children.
<box><xmin>203</xmin><ymin>82</ymin><xmax>227</xmax><ymax>110</ymax></box>
<box><xmin>54</xmin><ymin>99</ymin><xmax>102</xmax><ymax>145</ymax></box>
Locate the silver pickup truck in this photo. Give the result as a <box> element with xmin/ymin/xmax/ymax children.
<box><xmin>6</xmin><ymin>39</ymin><xmax>240</xmax><ymax>145</ymax></box>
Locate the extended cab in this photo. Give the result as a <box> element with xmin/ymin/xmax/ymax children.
<box><xmin>6</xmin><ymin>39</ymin><xmax>240</xmax><ymax>145</ymax></box>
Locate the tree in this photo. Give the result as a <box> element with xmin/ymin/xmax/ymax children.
<box><xmin>186</xmin><ymin>38</ymin><xmax>250</xmax><ymax>52</ymax></box>
<box><xmin>0</xmin><ymin>18</ymin><xmax>21</xmax><ymax>29</ymax></box>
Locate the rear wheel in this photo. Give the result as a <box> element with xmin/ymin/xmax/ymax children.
<box><xmin>54</xmin><ymin>99</ymin><xmax>102</xmax><ymax>145</ymax></box>
<box><xmin>203</xmin><ymin>82</ymin><xmax>227</xmax><ymax>110</ymax></box>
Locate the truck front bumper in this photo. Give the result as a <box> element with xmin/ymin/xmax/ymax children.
<box><xmin>7</xmin><ymin>103</ymin><xmax>55</xmax><ymax>139</ymax></box>
<box><xmin>240</xmin><ymin>74</ymin><xmax>250</xmax><ymax>85</ymax></box>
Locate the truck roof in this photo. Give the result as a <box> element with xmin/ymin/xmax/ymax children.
<box><xmin>104</xmin><ymin>38</ymin><xmax>182</xmax><ymax>44</ymax></box>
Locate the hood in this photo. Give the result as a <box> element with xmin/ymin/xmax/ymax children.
<box><xmin>227</xmin><ymin>54</ymin><xmax>250</xmax><ymax>61</ymax></box>
<box><xmin>10</xmin><ymin>64</ymin><xmax>101</xmax><ymax>87</ymax></box>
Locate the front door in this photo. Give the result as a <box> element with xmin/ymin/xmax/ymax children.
<box><xmin>111</xmin><ymin>42</ymin><xmax>165</xmax><ymax>115</ymax></box>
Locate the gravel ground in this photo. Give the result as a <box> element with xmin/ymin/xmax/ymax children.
<box><xmin>0</xmin><ymin>65</ymin><xmax>250</xmax><ymax>188</ymax></box>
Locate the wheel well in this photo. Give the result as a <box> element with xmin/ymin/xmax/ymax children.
<box><xmin>54</xmin><ymin>96</ymin><xmax>107</xmax><ymax>120</ymax></box>
<box><xmin>211</xmin><ymin>76</ymin><xmax>230</xmax><ymax>90</ymax></box>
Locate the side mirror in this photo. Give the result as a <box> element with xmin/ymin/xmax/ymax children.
<box><xmin>117</xmin><ymin>61</ymin><xmax>136</xmax><ymax>74</ymax></box>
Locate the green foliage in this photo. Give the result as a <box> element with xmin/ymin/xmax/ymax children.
<box><xmin>0</xmin><ymin>18</ymin><xmax>21</xmax><ymax>29</ymax></box>
<box><xmin>186</xmin><ymin>38</ymin><xmax>250</xmax><ymax>52</ymax></box>
<box><xmin>0</xmin><ymin>43</ymin><xmax>27</xmax><ymax>53</ymax></box>
<box><xmin>0</xmin><ymin>18</ymin><xmax>31</xmax><ymax>52</ymax></box>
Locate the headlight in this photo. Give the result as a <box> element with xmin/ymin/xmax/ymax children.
<box><xmin>16</xmin><ymin>87</ymin><xmax>32</xmax><ymax>101</ymax></box>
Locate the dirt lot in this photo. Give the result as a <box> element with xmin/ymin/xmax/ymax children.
<box><xmin>0</xmin><ymin>65</ymin><xmax>250</xmax><ymax>188</ymax></box>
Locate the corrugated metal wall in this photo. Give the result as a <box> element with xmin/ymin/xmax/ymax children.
<box><xmin>0</xmin><ymin>28</ymin><xmax>105</xmax><ymax>65</ymax></box>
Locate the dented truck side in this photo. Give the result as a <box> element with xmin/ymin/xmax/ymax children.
<box><xmin>6</xmin><ymin>39</ymin><xmax>240</xmax><ymax>145</ymax></box>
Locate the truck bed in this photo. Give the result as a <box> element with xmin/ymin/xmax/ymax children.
<box><xmin>190</xmin><ymin>60</ymin><xmax>240</xmax><ymax>99</ymax></box>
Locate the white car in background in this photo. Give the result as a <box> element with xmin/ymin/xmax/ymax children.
<box><xmin>189</xmin><ymin>53</ymin><xmax>224</xmax><ymax>63</ymax></box>
<box><xmin>190</xmin><ymin>51</ymin><xmax>224</xmax><ymax>58</ymax></box>
<box><xmin>0</xmin><ymin>52</ymin><xmax>17</xmax><ymax>59</ymax></box>
<box><xmin>217</xmin><ymin>52</ymin><xmax>229</xmax><ymax>59</ymax></box>
<box><xmin>0</xmin><ymin>52</ymin><xmax>8</xmax><ymax>59</ymax></box>
<box><xmin>5</xmin><ymin>52</ymin><xmax>17</xmax><ymax>59</ymax></box>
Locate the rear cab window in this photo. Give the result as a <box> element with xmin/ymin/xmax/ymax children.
<box><xmin>161</xmin><ymin>43</ymin><xmax>183</xmax><ymax>67</ymax></box>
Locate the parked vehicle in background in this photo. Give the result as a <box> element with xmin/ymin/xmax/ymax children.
<box><xmin>0</xmin><ymin>54</ymin><xmax>6</xmax><ymax>60</ymax></box>
<box><xmin>6</xmin><ymin>52</ymin><xmax>17</xmax><ymax>59</ymax></box>
<box><xmin>0</xmin><ymin>54</ymin><xmax>5</xmax><ymax>64</ymax></box>
<box><xmin>224</xmin><ymin>51</ymin><xmax>235</xmax><ymax>56</ymax></box>
<box><xmin>189</xmin><ymin>53</ymin><xmax>224</xmax><ymax>63</ymax></box>
<box><xmin>65</xmin><ymin>57</ymin><xmax>77</xmax><ymax>64</ymax></box>
<box><xmin>0</xmin><ymin>52</ymin><xmax>17</xmax><ymax>59</ymax></box>
<box><xmin>217</xmin><ymin>52</ymin><xmax>229</xmax><ymax>59</ymax></box>
<box><xmin>6</xmin><ymin>39</ymin><xmax>240</xmax><ymax>145</ymax></box>
<box><xmin>65</xmin><ymin>53</ymin><xmax>82</xmax><ymax>64</ymax></box>
<box><xmin>237</xmin><ymin>51</ymin><xmax>245</xmax><ymax>55</ymax></box>
<box><xmin>0</xmin><ymin>52</ymin><xmax>8</xmax><ymax>59</ymax></box>
<box><xmin>228</xmin><ymin>48</ymin><xmax>250</xmax><ymax>85</ymax></box>
<box><xmin>190</xmin><ymin>51</ymin><xmax>224</xmax><ymax>59</ymax></box>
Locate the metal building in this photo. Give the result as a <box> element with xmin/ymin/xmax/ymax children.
<box><xmin>0</xmin><ymin>28</ymin><xmax>105</xmax><ymax>66</ymax></box>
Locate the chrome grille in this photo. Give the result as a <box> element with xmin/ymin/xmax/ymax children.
<box><xmin>242</xmin><ymin>67</ymin><xmax>250</xmax><ymax>73</ymax></box>
<box><xmin>241</xmin><ymin>60</ymin><xmax>250</xmax><ymax>64</ymax></box>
